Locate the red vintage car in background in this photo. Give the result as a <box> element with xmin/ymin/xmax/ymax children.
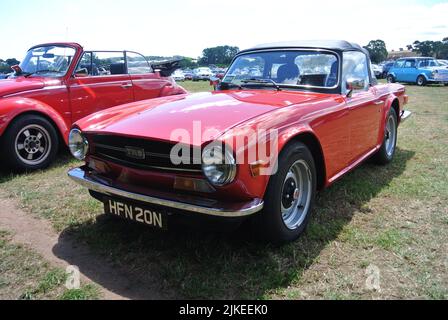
<box><xmin>68</xmin><ymin>41</ymin><xmax>412</xmax><ymax>243</ymax></box>
<box><xmin>0</xmin><ymin>43</ymin><xmax>186</xmax><ymax>171</ymax></box>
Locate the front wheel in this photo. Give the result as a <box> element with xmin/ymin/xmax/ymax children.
<box><xmin>252</xmin><ymin>142</ymin><xmax>316</xmax><ymax>244</ymax></box>
<box><xmin>372</xmin><ymin>108</ymin><xmax>398</xmax><ymax>165</ymax></box>
<box><xmin>0</xmin><ymin>114</ymin><xmax>59</xmax><ymax>171</ymax></box>
<box><xmin>416</xmin><ymin>75</ymin><xmax>426</xmax><ymax>86</ymax></box>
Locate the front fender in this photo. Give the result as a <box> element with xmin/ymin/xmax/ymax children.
<box><xmin>0</xmin><ymin>97</ymin><xmax>70</xmax><ymax>144</ymax></box>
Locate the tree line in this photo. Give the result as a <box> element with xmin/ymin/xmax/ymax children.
<box><xmin>0</xmin><ymin>58</ymin><xmax>20</xmax><ymax>73</ymax></box>
<box><xmin>364</xmin><ymin>37</ymin><xmax>448</xmax><ymax>64</ymax></box>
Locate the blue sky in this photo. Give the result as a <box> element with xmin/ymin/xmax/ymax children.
<box><xmin>1</xmin><ymin>0</ymin><xmax>447</xmax><ymax>59</ymax></box>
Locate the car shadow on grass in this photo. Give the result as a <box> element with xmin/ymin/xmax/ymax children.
<box><xmin>0</xmin><ymin>149</ymin><xmax>73</xmax><ymax>184</ymax></box>
<box><xmin>53</xmin><ymin>147</ymin><xmax>415</xmax><ymax>300</ymax></box>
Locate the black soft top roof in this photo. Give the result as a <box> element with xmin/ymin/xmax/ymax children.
<box><xmin>240</xmin><ymin>40</ymin><xmax>368</xmax><ymax>55</ymax></box>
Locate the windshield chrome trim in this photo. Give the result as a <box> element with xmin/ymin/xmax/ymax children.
<box><xmin>225</xmin><ymin>48</ymin><xmax>342</xmax><ymax>90</ymax></box>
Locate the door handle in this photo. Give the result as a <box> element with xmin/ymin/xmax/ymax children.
<box><xmin>374</xmin><ymin>100</ymin><xmax>384</xmax><ymax>105</ymax></box>
<box><xmin>121</xmin><ymin>83</ymin><xmax>133</xmax><ymax>89</ymax></box>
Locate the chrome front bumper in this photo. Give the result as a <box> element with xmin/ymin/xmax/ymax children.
<box><xmin>68</xmin><ymin>167</ymin><xmax>264</xmax><ymax>218</ymax></box>
<box><xmin>400</xmin><ymin>110</ymin><xmax>412</xmax><ymax>123</ymax></box>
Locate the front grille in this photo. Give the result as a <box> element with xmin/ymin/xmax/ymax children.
<box><xmin>89</xmin><ymin>134</ymin><xmax>202</xmax><ymax>173</ymax></box>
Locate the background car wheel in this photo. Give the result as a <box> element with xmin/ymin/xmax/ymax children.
<box><xmin>372</xmin><ymin>108</ymin><xmax>398</xmax><ymax>165</ymax></box>
<box><xmin>416</xmin><ymin>75</ymin><xmax>426</xmax><ymax>86</ymax></box>
<box><xmin>251</xmin><ymin>142</ymin><xmax>316</xmax><ymax>244</ymax></box>
<box><xmin>0</xmin><ymin>114</ymin><xmax>59</xmax><ymax>171</ymax></box>
<box><xmin>387</xmin><ymin>75</ymin><xmax>395</xmax><ymax>83</ymax></box>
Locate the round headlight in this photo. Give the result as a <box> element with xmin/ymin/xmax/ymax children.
<box><xmin>202</xmin><ymin>143</ymin><xmax>236</xmax><ymax>186</ymax></box>
<box><xmin>68</xmin><ymin>128</ymin><xmax>89</xmax><ymax>160</ymax></box>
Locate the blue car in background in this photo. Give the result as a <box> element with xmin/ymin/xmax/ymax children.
<box><xmin>387</xmin><ymin>57</ymin><xmax>448</xmax><ymax>86</ymax></box>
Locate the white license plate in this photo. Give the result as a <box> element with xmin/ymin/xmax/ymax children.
<box><xmin>104</xmin><ymin>198</ymin><xmax>167</xmax><ymax>229</ymax></box>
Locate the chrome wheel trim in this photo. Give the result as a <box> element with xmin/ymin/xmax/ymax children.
<box><xmin>417</xmin><ymin>76</ymin><xmax>424</xmax><ymax>85</ymax></box>
<box><xmin>14</xmin><ymin>124</ymin><xmax>52</xmax><ymax>166</ymax></box>
<box><xmin>385</xmin><ymin>114</ymin><xmax>397</xmax><ymax>157</ymax></box>
<box><xmin>281</xmin><ymin>160</ymin><xmax>312</xmax><ymax>230</ymax></box>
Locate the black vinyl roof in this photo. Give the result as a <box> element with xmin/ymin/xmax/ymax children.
<box><xmin>240</xmin><ymin>40</ymin><xmax>368</xmax><ymax>55</ymax></box>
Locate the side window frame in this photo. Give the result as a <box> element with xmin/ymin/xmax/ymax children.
<box><xmin>125</xmin><ymin>51</ymin><xmax>153</xmax><ymax>75</ymax></box>
<box><xmin>74</xmin><ymin>51</ymin><xmax>93</xmax><ymax>76</ymax></box>
<box><xmin>342</xmin><ymin>51</ymin><xmax>370</xmax><ymax>94</ymax></box>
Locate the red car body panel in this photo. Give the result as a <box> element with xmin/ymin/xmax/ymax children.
<box><xmin>0</xmin><ymin>42</ymin><xmax>187</xmax><ymax>144</ymax></box>
<box><xmin>75</xmin><ymin>83</ymin><xmax>407</xmax><ymax>202</ymax></box>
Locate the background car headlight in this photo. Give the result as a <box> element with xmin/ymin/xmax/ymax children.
<box><xmin>68</xmin><ymin>128</ymin><xmax>89</xmax><ymax>160</ymax></box>
<box><xmin>202</xmin><ymin>143</ymin><xmax>236</xmax><ymax>186</ymax></box>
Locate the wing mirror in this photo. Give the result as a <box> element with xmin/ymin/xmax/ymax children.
<box><xmin>346</xmin><ymin>78</ymin><xmax>365</xmax><ymax>97</ymax></box>
<box><xmin>210</xmin><ymin>76</ymin><xmax>221</xmax><ymax>90</ymax></box>
<box><xmin>74</xmin><ymin>68</ymin><xmax>89</xmax><ymax>78</ymax></box>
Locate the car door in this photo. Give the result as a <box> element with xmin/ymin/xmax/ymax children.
<box><xmin>392</xmin><ymin>59</ymin><xmax>405</xmax><ymax>81</ymax></box>
<box><xmin>343</xmin><ymin>51</ymin><xmax>382</xmax><ymax>163</ymax></box>
<box><xmin>126</xmin><ymin>51</ymin><xmax>171</xmax><ymax>101</ymax></box>
<box><xmin>68</xmin><ymin>51</ymin><xmax>134</xmax><ymax>122</ymax></box>
<box><xmin>402</xmin><ymin>59</ymin><xmax>418</xmax><ymax>82</ymax></box>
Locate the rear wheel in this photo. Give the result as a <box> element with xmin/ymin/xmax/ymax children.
<box><xmin>387</xmin><ymin>75</ymin><xmax>395</xmax><ymax>83</ymax></box>
<box><xmin>251</xmin><ymin>142</ymin><xmax>316</xmax><ymax>244</ymax></box>
<box><xmin>372</xmin><ymin>108</ymin><xmax>398</xmax><ymax>165</ymax></box>
<box><xmin>1</xmin><ymin>114</ymin><xmax>59</xmax><ymax>171</ymax></box>
<box><xmin>416</xmin><ymin>75</ymin><xmax>426</xmax><ymax>86</ymax></box>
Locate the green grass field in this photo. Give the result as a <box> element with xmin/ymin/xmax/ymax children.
<box><xmin>0</xmin><ymin>80</ymin><xmax>447</xmax><ymax>299</ymax></box>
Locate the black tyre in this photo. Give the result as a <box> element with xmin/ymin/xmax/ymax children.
<box><xmin>251</xmin><ymin>142</ymin><xmax>316</xmax><ymax>244</ymax></box>
<box><xmin>372</xmin><ymin>108</ymin><xmax>398</xmax><ymax>165</ymax></box>
<box><xmin>387</xmin><ymin>75</ymin><xmax>395</xmax><ymax>83</ymax></box>
<box><xmin>416</xmin><ymin>75</ymin><xmax>426</xmax><ymax>86</ymax></box>
<box><xmin>0</xmin><ymin>114</ymin><xmax>59</xmax><ymax>171</ymax></box>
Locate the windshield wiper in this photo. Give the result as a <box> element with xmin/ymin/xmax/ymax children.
<box><xmin>24</xmin><ymin>70</ymin><xmax>62</xmax><ymax>78</ymax></box>
<box><xmin>241</xmin><ymin>78</ymin><xmax>282</xmax><ymax>91</ymax></box>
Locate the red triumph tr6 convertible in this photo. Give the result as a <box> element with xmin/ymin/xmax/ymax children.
<box><xmin>68</xmin><ymin>41</ymin><xmax>412</xmax><ymax>243</ymax></box>
<box><xmin>0</xmin><ymin>42</ymin><xmax>186</xmax><ymax>171</ymax></box>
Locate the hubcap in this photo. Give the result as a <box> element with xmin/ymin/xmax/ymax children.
<box><xmin>281</xmin><ymin>160</ymin><xmax>312</xmax><ymax>230</ymax></box>
<box><xmin>385</xmin><ymin>115</ymin><xmax>396</xmax><ymax>157</ymax></box>
<box><xmin>15</xmin><ymin>124</ymin><xmax>51</xmax><ymax>165</ymax></box>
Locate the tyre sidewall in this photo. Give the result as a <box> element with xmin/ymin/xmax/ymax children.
<box><xmin>258</xmin><ymin>142</ymin><xmax>317</xmax><ymax>243</ymax></box>
<box><xmin>1</xmin><ymin>115</ymin><xmax>59</xmax><ymax>171</ymax></box>
<box><xmin>373</xmin><ymin>108</ymin><xmax>398</xmax><ymax>165</ymax></box>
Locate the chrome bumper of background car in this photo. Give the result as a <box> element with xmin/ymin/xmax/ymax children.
<box><xmin>68</xmin><ymin>167</ymin><xmax>264</xmax><ymax>217</ymax></box>
<box><xmin>400</xmin><ymin>110</ymin><xmax>412</xmax><ymax>123</ymax></box>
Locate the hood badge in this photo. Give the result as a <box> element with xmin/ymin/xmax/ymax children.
<box><xmin>125</xmin><ymin>146</ymin><xmax>146</xmax><ymax>160</ymax></box>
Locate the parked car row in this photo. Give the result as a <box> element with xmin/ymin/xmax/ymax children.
<box><xmin>0</xmin><ymin>40</ymin><xmax>413</xmax><ymax>243</ymax></box>
<box><xmin>169</xmin><ymin>67</ymin><xmax>227</xmax><ymax>82</ymax></box>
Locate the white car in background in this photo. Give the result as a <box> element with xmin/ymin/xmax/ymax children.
<box><xmin>371</xmin><ymin>64</ymin><xmax>383</xmax><ymax>78</ymax></box>
<box><xmin>193</xmin><ymin>67</ymin><xmax>213</xmax><ymax>81</ymax></box>
<box><xmin>172</xmin><ymin>69</ymin><xmax>185</xmax><ymax>81</ymax></box>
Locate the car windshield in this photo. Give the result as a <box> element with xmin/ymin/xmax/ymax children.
<box><xmin>19</xmin><ymin>45</ymin><xmax>76</xmax><ymax>77</ymax></box>
<box><xmin>222</xmin><ymin>50</ymin><xmax>339</xmax><ymax>89</ymax></box>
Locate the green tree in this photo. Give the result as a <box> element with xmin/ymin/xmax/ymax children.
<box><xmin>408</xmin><ymin>40</ymin><xmax>448</xmax><ymax>58</ymax></box>
<box><xmin>199</xmin><ymin>45</ymin><xmax>239</xmax><ymax>66</ymax></box>
<box><xmin>5</xmin><ymin>58</ymin><xmax>20</xmax><ymax>66</ymax></box>
<box><xmin>363</xmin><ymin>40</ymin><xmax>388</xmax><ymax>63</ymax></box>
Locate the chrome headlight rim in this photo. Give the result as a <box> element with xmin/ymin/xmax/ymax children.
<box><xmin>201</xmin><ymin>143</ymin><xmax>237</xmax><ymax>187</ymax></box>
<box><xmin>68</xmin><ymin>128</ymin><xmax>89</xmax><ymax>160</ymax></box>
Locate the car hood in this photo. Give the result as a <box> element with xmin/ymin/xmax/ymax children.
<box><xmin>76</xmin><ymin>90</ymin><xmax>327</xmax><ymax>146</ymax></box>
<box><xmin>0</xmin><ymin>78</ymin><xmax>46</xmax><ymax>97</ymax></box>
